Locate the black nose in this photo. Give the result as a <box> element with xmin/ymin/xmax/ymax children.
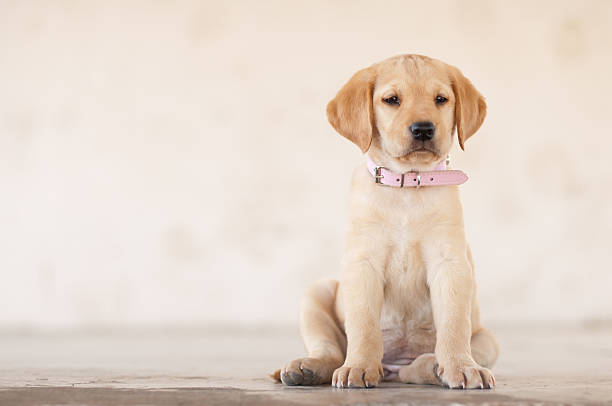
<box><xmin>410</xmin><ymin>121</ymin><xmax>435</xmax><ymax>141</ymax></box>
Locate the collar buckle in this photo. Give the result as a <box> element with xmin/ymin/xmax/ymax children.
<box><xmin>374</xmin><ymin>166</ymin><xmax>384</xmax><ymax>184</ymax></box>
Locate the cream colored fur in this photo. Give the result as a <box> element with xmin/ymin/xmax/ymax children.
<box><xmin>273</xmin><ymin>54</ymin><xmax>499</xmax><ymax>390</ymax></box>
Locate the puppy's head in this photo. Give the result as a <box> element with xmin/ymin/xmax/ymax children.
<box><xmin>327</xmin><ymin>55</ymin><xmax>486</xmax><ymax>170</ymax></box>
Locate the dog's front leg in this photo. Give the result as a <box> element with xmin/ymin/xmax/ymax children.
<box><xmin>426</xmin><ymin>240</ymin><xmax>493</xmax><ymax>389</ymax></box>
<box><xmin>332</xmin><ymin>259</ymin><xmax>384</xmax><ymax>388</ymax></box>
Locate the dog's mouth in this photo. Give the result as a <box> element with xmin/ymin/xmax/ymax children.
<box><xmin>396</xmin><ymin>147</ymin><xmax>439</xmax><ymax>161</ymax></box>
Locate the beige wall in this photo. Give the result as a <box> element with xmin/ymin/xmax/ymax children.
<box><xmin>1</xmin><ymin>1</ymin><xmax>611</xmax><ymax>328</ymax></box>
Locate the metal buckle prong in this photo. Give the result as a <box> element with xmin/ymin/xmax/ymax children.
<box><xmin>416</xmin><ymin>173</ymin><xmax>421</xmax><ymax>189</ymax></box>
<box><xmin>374</xmin><ymin>166</ymin><xmax>384</xmax><ymax>184</ymax></box>
<box><xmin>400</xmin><ymin>173</ymin><xmax>404</xmax><ymax>187</ymax></box>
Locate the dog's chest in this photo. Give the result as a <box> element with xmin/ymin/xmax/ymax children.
<box><xmin>379</xmin><ymin>217</ymin><xmax>437</xmax><ymax>376</ymax></box>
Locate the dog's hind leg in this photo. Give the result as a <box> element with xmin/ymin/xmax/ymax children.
<box><xmin>398</xmin><ymin>328</ymin><xmax>498</xmax><ymax>388</ymax></box>
<box><xmin>272</xmin><ymin>279</ymin><xmax>346</xmax><ymax>386</ymax></box>
<box><xmin>470</xmin><ymin>327</ymin><xmax>499</xmax><ymax>369</ymax></box>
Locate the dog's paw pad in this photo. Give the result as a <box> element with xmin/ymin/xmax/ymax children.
<box><xmin>279</xmin><ymin>357</ymin><xmax>337</xmax><ymax>386</ymax></box>
<box><xmin>280</xmin><ymin>370</ymin><xmax>304</xmax><ymax>386</ymax></box>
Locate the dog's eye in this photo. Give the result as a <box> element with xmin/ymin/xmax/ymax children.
<box><xmin>435</xmin><ymin>95</ymin><xmax>448</xmax><ymax>105</ymax></box>
<box><xmin>383</xmin><ymin>96</ymin><xmax>400</xmax><ymax>106</ymax></box>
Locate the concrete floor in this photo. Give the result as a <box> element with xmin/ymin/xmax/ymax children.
<box><xmin>1</xmin><ymin>323</ymin><xmax>611</xmax><ymax>405</ymax></box>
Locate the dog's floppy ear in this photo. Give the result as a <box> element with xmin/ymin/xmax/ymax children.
<box><xmin>448</xmin><ymin>66</ymin><xmax>487</xmax><ymax>150</ymax></box>
<box><xmin>326</xmin><ymin>67</ymin><xmax>376</xmax><ymax>153</ymax></box>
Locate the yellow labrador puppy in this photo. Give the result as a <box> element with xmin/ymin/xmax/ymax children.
<box><xmin>273</xmin><ymin>54</ymin><xmax>498</xmax><ymax>389</ymax></box>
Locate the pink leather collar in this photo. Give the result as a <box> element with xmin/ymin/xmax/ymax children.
<box><xmin>366</xmin><ymin>156</ymin><xmax>468</xmax><ymax>188</ymax></box>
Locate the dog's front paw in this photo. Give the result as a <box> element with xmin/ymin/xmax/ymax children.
<box><xmin>436</xmin><ymin>357</ymin><xmax>495</xmax><ymax>389</ymax></box>
<box><xmin>331</xmin><ymin>363</ymin><xmax>382</xmax><ymax>388</ymax></box>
